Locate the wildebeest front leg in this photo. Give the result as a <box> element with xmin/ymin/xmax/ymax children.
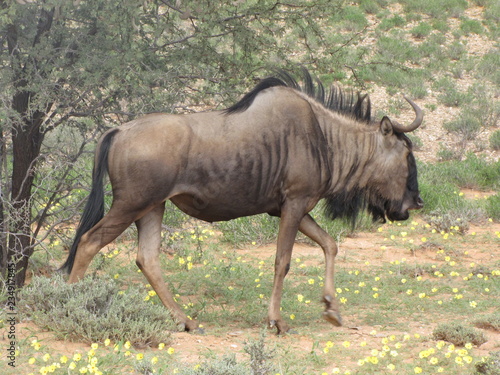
<box><xmin>135</xmin><ymin>203</ymin><xmax>199</xmax><ymax>332</ymax></box>
<box><xmin>299</xmin><ymin>214</ymin><xmax>342</xmax><ymax>327</ymax></box>
<box><xmin>268</xmin><ymin>201</ymin><xmax>305</xmax><ymax>334</ymax></box>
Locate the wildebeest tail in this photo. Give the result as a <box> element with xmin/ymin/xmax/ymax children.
<box><xmin>60</xmin><ymin>129</ymin><xmax>119</xmax><ymax>274</ymax></box>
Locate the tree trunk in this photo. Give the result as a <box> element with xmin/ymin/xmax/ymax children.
<box><xmin>7</xmin><ymin>90</ymin><xmax>46</xmax><ymax>287</ymax></box>
<box><xmin>0</xmin><ymin>7</ymin><xmax>53</xmax><ymax>287</ymax></box>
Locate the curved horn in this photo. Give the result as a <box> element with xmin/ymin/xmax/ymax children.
<box><xmin>392</xmin><ymin>95</ymin><xmax>423</xmax><ymax>133</ymax></box>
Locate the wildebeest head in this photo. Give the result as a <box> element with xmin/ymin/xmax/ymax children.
<box><xmin>368</xmin><ymin>97</ymin><xmax>424</xmax><ymax>222</ymax></box>
<box><xmin>325</xmin><ymin>95</ymin><xmax>424</xmax><ymax>225</ymax></box>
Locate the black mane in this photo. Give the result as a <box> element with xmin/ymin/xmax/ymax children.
<box><xmin>225</xmin><ymin>69</ymin><xmax>371</xmax><ymax>124</ymax></box>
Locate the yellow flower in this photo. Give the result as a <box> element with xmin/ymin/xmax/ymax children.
<box><xmin>167</xmin><ymin>347</ymin><xmax>175</xmax><ymax>355</ymax></box>
<box><xmin>387</xmin><ymin>364</ymin><xmax>395</xmax><ymax>371</ymax></box>
<box><xmin>308</xmin><ymin>278</ymin><xmax>315</xmax><ymax>285</ymax></box>
<box><xmin>28</xmin><ymin>357</ymin><xmax>36</xmax><ymax>364</ymax></box>
<box><xmin>104</xmin><ymin>339</ymin><xmax>111</xmax><ymax>347</ymax></box>
<box><xmin>414</xmin><ymin>367</ymin><xmax>423</xmax><ymax>374</ymax></box>
<box><xmin>158</xmin><ymin>343</ymin><xmax>165</xmax><ymax>350</ymax></box>
<box><xmin>60</xmin><ymin>355</ymin><xmax>68</xmax><ymax>364</ymax></box>
<box><xmin>342</xmin><ymin>341</ymin><xmax>351</xmax><ymax>348</ymax></box>
<box><xmin>73</xmin><ymin>353</ymin><xmax>82</xmax><ymax>362</ymax></box>
<box><xmin>136</xmin><ymin>353</ymin><xmax>144</xmax><ymax>360</ymax></box>
<box><xmin>124</xmin><ymin>341</ymin><xmax>131</xmax><ymax>349</ymax></box>
<box><xmin>69</xmin><ymin>362</ymin><xmax>77</xmax><ymax>370</ymax></box>
<box><xmin>429</xmin><ymin>357</ymin><xmax>439</xmax><ymax>365</ymax></box>
<box><xmin>151</xmin><ymin>357</ymin><xmax>158</xmax><ymax>364</ymax></box>
<box><xmin>369</xmin><ymin>356</ymin><xmax>379</xmax><ymax>364</ymax></box>
<box><xmin>91</xmin><ymin>343</ymin><xmax>99</xmax><ymax>350</ymax></box>
<box><xmin>290</xmin><ymin>314</ymin><xmax>295</xmax><ymax>320</ymax></box>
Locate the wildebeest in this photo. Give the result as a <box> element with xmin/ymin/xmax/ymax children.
<box><xmin>61</xmin><ymin>70</ymin><xmax>423</xmax><ymax>334</ymax></box>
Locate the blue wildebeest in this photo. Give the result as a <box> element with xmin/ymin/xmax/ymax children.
<box><xmin>61</xmin><ymin>70</ymin><xmax>423</xmax><ymax>334</ymax></box>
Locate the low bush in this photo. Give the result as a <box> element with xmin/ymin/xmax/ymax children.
<box><xmin>490</xmin><ymin>130</ymin><xmax>500</xmax><ymax>151</ymax></box>
<box><xmin>474</xmin><ymin>313</ymin><xmax>500</xmax><ymax>332</ymax></box>
<box><xmin>475</xmin><ymin>351</ymin><xmax>500</xmax><ymax>375</ymax></box>
<box><xmin>432</xmin><ymin>322</ymin><xmax>487</xmax><ymax>346</ymax></box>
<box><xmin>19</xmin><ymin>275</ymin><xmax>175</xmax><ymax>347</ymax></box>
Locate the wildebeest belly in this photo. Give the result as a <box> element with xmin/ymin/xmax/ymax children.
<box><xmin>169</xmin><ymin>190</ymin><xmax>280</xmax><ymax>222</ymax></box>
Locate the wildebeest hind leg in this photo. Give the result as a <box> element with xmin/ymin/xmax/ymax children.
<box><xmin>68</xmin><ymin>204</ymin><xmax>139</xmax><ymax>283</ymax></box>
<box><xmin>135</xmin><ymin>203</ymin><xmax>199</xmax><ymax>332</ymax></box>
<box><xmin>299</xmin><ymin>214</ymin><xmax>342</xmax><ymax>327</ymax></box>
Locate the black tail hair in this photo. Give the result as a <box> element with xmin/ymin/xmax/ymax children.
<box><xmin>60</xmin><ymin>129</ymin><xmax>119</xmax><ymax>274</ymax></box>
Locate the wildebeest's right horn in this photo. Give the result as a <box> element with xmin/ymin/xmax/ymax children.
<box><xmin>392</xmin><ymin>95</ymin><xmax>423</xmax><ymax>133</ymax></box>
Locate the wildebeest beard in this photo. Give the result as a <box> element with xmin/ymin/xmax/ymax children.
<box><xmin>324</xmin><ymin>150</ymin><xmax>419</xmax><ymax>226</ymax></box>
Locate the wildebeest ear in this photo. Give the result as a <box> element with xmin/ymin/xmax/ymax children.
<box><xmin>380</xmin><ymin>116</ymin><xmax>393</xmax><ymax>136</ymax></box>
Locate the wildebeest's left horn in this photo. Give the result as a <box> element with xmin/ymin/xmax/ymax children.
<box><xmin>392</xmin><ymin>95</ymin><xmax>423</xmax><ymax>133</ymax></box>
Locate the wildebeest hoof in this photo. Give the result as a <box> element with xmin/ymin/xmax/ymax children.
<box><xmin>268</xmin><ymin>319</ymin><xmax>290</xmax><ymax>335</ymax></box>
<box><xmin>179</xmin><ymin>320</ymin><xmax>200</xmax><ymax>332</ymax></box>
<box><xmin>323</xmin><ymin>310</ymin><xmax>343</xmax><ymax>327</ymax></box>
<box><xmin>191</xmin><ymin>327</ymin><xmax>205</xmax><ymax>335</ymax></box>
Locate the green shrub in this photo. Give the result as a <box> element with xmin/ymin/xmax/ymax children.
<box><xmin>432</xmin><ymin>322</ymin><xmax>487</xmax><ymax>346</ymax></box>
<box><xmin>425</xmin><ymin>212</ymin><xmax>470</xmax><ymax>234</ymax></box>
<box><xmin>474</xmin><ymin>313</ymin><xmax>500</xmax><ymax>332</ymax></box>
<box><xmin>216</xmin><ymin>214</ymin><xmax>279</xmax><ymax>246</ymax></box>
<box><xmin>460</xmin><ymin>17</ymin><xmax>485</xmax><ymax>35</ymax></box>
<box><xmin>400</xmin><ymin>0</ymin><xmax>468</xmax><ymax>18</ymax></box>
<box><xmin>334</xmin><ymin>6</ymin><xmax>368</xmax><ymax>31</ymax></box>
<box><xmin>411</xmin><ymin>22</ymin><xmax>432</xmax><ymax>38</ymax></box>
<box><xmin>19</xmin><ymin>275</ymin><xmax>175</xmax><ymax>347</ymax></box>
<box><xmin>176</xmin><ymin>332</ymin><xmax>276</xmax><ymax>375</ymax></box>
<box><xmin>447</xmin><ymin>40</ymin><xmax>467</xmax><ymax>61</ymax></box>
<box><xmin>377</xmin><ymin>15</ymin><xmax>406</xmax><ymax>31</ymax></box>
<box><xmin>490</xmin><ymin>130</ymin><xmax>500</xmax><ymax>151</ymax></box>
<box><xmin>443</xmin><ymin>115</ymin><xmax>482</xmax><ymax>141</ymax></box>
<box><xmin>486</xmin><ymin>194</ymin><xmax>500</xmax><ymax>220</ymax></box>
<box><xmin>434</xmin><ymin>77</ymin><xmax>470</xmax><ymax>107</ymax></box>
<box><xmin>475</xmin><ymin>351</ymin><xmax>500</xmax><ymax>375</ymax></box>
<box><xmin>420</xmin><ymin>155</ymin><xmax>500</xmax><ymax>191</ymax></box>
<box><xmin>179</xmin><ymin>354</ymin><xmax>251</xmax><ymax>375</ymax></box>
